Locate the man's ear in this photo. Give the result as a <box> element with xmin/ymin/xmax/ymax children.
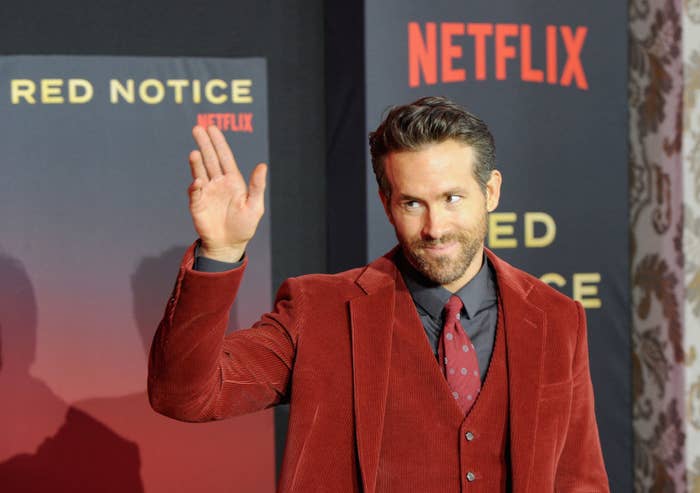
<box><xmin>379</xmin><ymin>189</ymin><xmax>394</xmax><ymax>225</ymax></box>
<box><xmin>485</xmin><ymin>170</ymin><xmax>502</xmax><ymax>212</ymax></box>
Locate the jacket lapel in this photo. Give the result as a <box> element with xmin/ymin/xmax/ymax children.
<box><xmin>350</xmin><ymin>249</ymin><xmax>547</xmax><ymax>492</ymax></box>
<box><xmin>487</xmin><ymin>250</ymin><xmax>545</xmax><ymax>493</ymax></box>
<box><xmin>349</xmin><ymin>255</ymin><xmax>397</xmax><ymax>493</ymax></box>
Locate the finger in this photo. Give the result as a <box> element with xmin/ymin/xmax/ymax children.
<box><xmin>207</xmin><ymin>125</ymin><xmax>241</xmax><ymax>177</ymax></box>
<box><xmin>247</xmin><ymin>163</ymin><xmax>267</xmax><ymax>211</ymax></box>
<box><xmin>188</xmin><ymin>178</ymin><xmax>204</xmax><ymax>205</ymax></box>
<box><xmin>188</xmin><ymin>150</ymin><xmax>208</xmax><ymax>182</ymax></box>
<box><xmin>192</xmin><ymin>126</ymin><xmax>223</xmax><ymax>179</ymax></box>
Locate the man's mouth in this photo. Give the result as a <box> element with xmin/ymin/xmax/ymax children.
<box><xmin>420</xmin><ymin>241</ymin><xmax>457</xmax><ymax>254</ymax></box>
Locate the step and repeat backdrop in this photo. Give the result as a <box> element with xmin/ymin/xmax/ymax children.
<box><xmin>0</xmin><ymin>1</ymin><xmax>631</xmax><ymax>489</ymax></box>
<box><xmin>0</xmin><ymin>56</ymin><xmax>274</xmax><ymax>492</ymax></box>
<box><xmin>362</xmin><ymin>1</ymin><xmax>629</xmax><ymax>491</ymax></box>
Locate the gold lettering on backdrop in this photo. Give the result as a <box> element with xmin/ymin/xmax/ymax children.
<box><xmin>488</xmin><ymin>212</ymin><xmax>518</xmax><ymax>248</ymax></box>
<box><xmin>9</xmin><ymin>78</ymin><xmax>254</xmax><ymax>104</ymax></box>
<box><xmin>232</xmin><ymin>79</ymin><xmax>252</xmax><ymax>103</ymax></box>
<box><xmin>572</xmin><ymin>273</ymin><xmax>602</xmax><ymax>308</ymax></box>
<box><xmin>139</xmin><ymin>79</ymin><xmax>166</xmax><ymax>104</ymax></box>
<box><xmin>11</xmin><ymin>78</ymin><xmax>95</xmax><ymax>104</ymax></box>
<box><xmin>109</xmin><ymin>79</ymin><xmax>254</xmax><ymax>104</ymax></box>
<box><xmin>166</xmin><ymin>79</ymin><xmax>189</xmax><ymax>104</ymax></box>
<box><xmin>524</xmin><ymin>211</ymin><xmax>556</xmax><ymax>247</ymax></box>
<box><xmin>540</xmin><ymin>272</ymin><xmax>602</xmax><ymax>308</ymax></box>
<box><xmin>540</xmin><ymin>272</ymin><xmax>566</xmax><ymax>288</ymax></box>
<box><xmin>41</xmin><ymin>79</ymin><xmax>64</xmax><ymax>104</ymax></box>
<box><xmin>488</xmin><ymin>211</ymin><xmax>557</xmax><ymax>249</ymax></box>
<box><xmin>11</xmin><ymin>79</ymin><xmax>37</xmax><ymax>104</ymax></box>
<box><xmin>487</xmin><ymin>212</ymin><xmax>602</xmax><ymax>309</ymax></box>
<box><xmin>69</xmin><ymin>79</ymin><xmax>93</xmax><ymax>103</ymax></box>
<box><xmin>204</xmin><ymin>79</ymin><xmax>228</xmax><ymax>104</ymax></box>
<box><xmin>110</xmin><ymin>79</ymin><xmax>135</xmax><ymax>103</ymax></box>
<box><xmin>192</xmin><ymin>80</ymin><xmax>202</xmax><ymax>103</ymax></box>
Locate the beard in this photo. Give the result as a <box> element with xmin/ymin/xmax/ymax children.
<box><xmin>398</xmin><ymin>209</ymin><xmax>487</xmax><ymax>286</ymax></box>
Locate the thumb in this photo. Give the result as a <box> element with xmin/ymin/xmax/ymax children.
<box><xmin>247</xmin><ymin>163</ymin><xmax>267</xmax><ymax>209</ymax></box>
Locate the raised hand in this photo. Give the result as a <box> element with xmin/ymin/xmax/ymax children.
<box><xmin>188</xmin><ymin>126</ymin><xmax>267</xmax><ymax>262</ymax></box>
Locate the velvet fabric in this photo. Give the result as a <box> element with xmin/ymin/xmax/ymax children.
<box><xmin>148</xmin><ymin>243</ymin><xmax>609</xmax><ymax>492</ymax></box>
<box><xmin>376</xmin><ymin>290</ymin><xmax>509</xmax><ymax>491</ymax></box>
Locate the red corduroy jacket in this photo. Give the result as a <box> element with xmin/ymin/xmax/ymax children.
<box><xmin>148</xmin><ymin>244</ymin><xmax>610</xmax><ymax>492</ymax></box>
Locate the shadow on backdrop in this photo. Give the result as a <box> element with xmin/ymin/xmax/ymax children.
<box><xmin>0</xmin><ymin>249</ymin><xmax>144</xmax><ymax>492</ymax></box>
<box><xmin>74</xmin><ymin>246</ymin><xmax>274</xmax><ymax>493</ymax></box>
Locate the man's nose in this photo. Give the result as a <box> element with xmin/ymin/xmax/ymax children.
<box><xmin>421</xmin><ymin>207</ymin><xmax>449</xmax><ymax>240</ymax></box>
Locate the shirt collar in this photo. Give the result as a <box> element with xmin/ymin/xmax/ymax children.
<box><xmin>395</xmin><ymin>249</ymin><xmax>497</xmax><ymax>320</ymax></box>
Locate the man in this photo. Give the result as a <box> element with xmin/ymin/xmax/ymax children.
<box><xmin>148</xmin><ymin>97</ymin><xmax>609</xmax><ymax>492</ymax></box>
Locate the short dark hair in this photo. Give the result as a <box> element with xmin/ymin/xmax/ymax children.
<box><xmin>369</xmin><ymin>96</ymin><xmax>496</xmax><ymax>197</ymax></box>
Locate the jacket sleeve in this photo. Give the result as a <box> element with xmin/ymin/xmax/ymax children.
<box><xmin>147</xmin><ymin>242</ymin><xmax>302</xmax><ymax>422</ymax></box>
<box><xmin>554</xmin><ymin>301</ymin><xmax>610</xmax><ymax>492</ymax></box>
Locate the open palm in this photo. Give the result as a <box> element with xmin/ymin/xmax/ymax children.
<box><xmin>188</xmin><ymin>126</ymin><xmax>267</xmax><ymax>262</ymax></box>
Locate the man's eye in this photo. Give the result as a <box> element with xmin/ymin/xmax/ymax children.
<box><xmin>447</xmin><ymin>195</ymin><xmax>461</xmax><ymax>204</ymax></box>
<box><xmin>403</xmin><ymin>200</ymin><xmax>420</xmax><ymax>209</ymax></box>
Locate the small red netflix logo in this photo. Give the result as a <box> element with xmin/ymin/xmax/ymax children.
<box><xmin>197</xmin><ymin>113</ymin><xmax>254</xmax><ymax>133</ymax></box>
<box><xmin>408</xmin><ymin>22</ymin><xmax>588</xmax><ymax>90</ymax></box>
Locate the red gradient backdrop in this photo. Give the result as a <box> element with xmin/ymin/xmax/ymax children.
<box><xmin>0</xmin><ymin>56</ymin><xmax>274</xmax><ymax>493</ymax></box>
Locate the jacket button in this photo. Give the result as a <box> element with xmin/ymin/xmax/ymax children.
<box><xmin>465</xmin><ymin>431</ymin><xmax>474</xmax><ymax>441</ymax></box>
<box><xmin>466</xmin><ymin>472</ymin><xmax>475</xmax><ymax>482</ymax></box>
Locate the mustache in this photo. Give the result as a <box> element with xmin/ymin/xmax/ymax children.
<box><xmin>410</xmin><ymin>233</ymin><xmax>463</xmax><ymax>249</ymax></box>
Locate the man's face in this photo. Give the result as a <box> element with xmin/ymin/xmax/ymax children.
<box><xmin>380</xmin><ymin>139</ymin><xmax>501</xmax><ymax>292</ymax></box>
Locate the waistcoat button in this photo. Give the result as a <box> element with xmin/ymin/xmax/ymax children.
<box><xmin>465</xmin><ymin>431</ymin><xmax>474</xmax><ymax>441</ymax></box>
<box><xmin>466</xmin><ymin>472</ymin><xmax>475</xmax><ymax>482</ymax></box>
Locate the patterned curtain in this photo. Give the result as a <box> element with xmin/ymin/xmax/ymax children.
<box><xmin>630</xmin><ymin>0</ymin><xmax>686</xmax><ymax>490</ymax></box>
<box><xmin>684</xmin><ymin>0</ymin><xmax>700</xmax><ymax>490</ymax></box>
<box><xmin>631</xmin><ymin>0</ymin><xmax>700</xmax><ymax>490</ymax></box>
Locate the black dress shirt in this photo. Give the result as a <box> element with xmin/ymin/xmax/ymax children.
<box><xmin>394</xmin><ymin>250</ymin><xmax>498</xmax><ymax>383</ymax></box>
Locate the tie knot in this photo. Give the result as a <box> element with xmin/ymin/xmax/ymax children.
<box><xmin>444</xmin><ymin>295</ymin><xmax>464</xmax><ymax>322</ymax></box>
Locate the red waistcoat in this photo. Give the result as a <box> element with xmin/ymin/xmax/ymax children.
<box><xmin>377</xmin><ymin>289</ymin><xmax>508</xmax><ymax>492</ymax></box>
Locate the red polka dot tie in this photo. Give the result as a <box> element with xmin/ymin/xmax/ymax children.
<box><xmin>439</xmin><ymin>295</ymin><xmax>481</xmax><ymax>415</ymax></box>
